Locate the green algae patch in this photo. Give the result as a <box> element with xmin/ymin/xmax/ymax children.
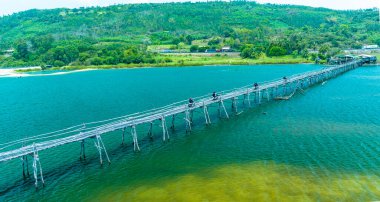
<box><xmin>95</xmin><ymin>161</ymin><xmax>380</xmax><ymax>201</ymax></box>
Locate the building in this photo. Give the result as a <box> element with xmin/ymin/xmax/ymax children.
<box><xmin>362</xmin><ymin>45</ymin><xmax>379</xmax><ymax>50</ymax></box>
<box><xmin>221</xmin><ymin>46</ymin><xmax>231</xmax><ymax>52</ymax></box>
<box><xmin>1</xmin><ymin>49</ymin><xmax>14</xmax><ymax>57</ymax></box>
<box><xmin>329</xmin><ymin>54</ymin><xmax>356</xmax><ymax>65</ymax></box>
<box><xmin>359</xmin><ymin>54</ymin><xmax>377</xmax><ymax>64</ymax></box>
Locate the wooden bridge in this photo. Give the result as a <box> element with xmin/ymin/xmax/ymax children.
<box><xmin>0</xmin><ymin>60</ymin><xmax>362</xmax><ymax>188</ymax></box>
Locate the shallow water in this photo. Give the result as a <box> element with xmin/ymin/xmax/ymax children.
<box><xmin>0</xmin><ymin>64</ymin><xmax>379</xmax><ymax>201</ymax></box>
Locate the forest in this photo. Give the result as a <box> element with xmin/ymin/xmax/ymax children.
<box><xmin>0</xmin><ymin>1</ymin><xmax>379</xmax><ymax>67</ymax></box>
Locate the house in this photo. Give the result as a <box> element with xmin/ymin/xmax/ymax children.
<box><xmin>359</xmin><ymin>54</ymin><xmax>377</xmax><ymax>64</ymax></box>
<box><xmin>1</xmin><ymin>49</ymin><xmax>14</xmax><ymax>57</ymax></box>
<box><xmin>221</xmin><ymin>46</ymin><xmax>231</xmax><ymax>52</ymax></box>
<box><xmin>329</xmin><ymin>54</ymin><xmax>356</xmax><ymax>64</ymax></box>
<box><xmin>206</xmin><ymin>49</ymin><xmax>217</xmax><ymax>53</ymax></box>
<box><xmin>362</xmin><ymin>45</ymin><xmax>379</xmax><ymax>50</ymax></box>
<box><xmin>337</xmin><ymin>55</ymin><xmax>355</xmax><ymax>61</ymax></box>
<box><xmin>160</xmin><ymin>49</ymin><xmax>174</xmax><ymax>53</ymax></box>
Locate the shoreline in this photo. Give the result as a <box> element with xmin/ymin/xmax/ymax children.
<box><xmin>0</xmin><ymin>67</ymin><xmax>96</xmax><ymax>77</ymax></box>
<box><xmin>56</xmin><ymin>59</ymin><xmax>314</xmax><ymax>71</ymax></box>
<box><xmin>4</xmin><ymin>61</ymin><xmax>377</xmax><ymax>77</ymax></box>
<box><xmin>1</xmin><ymin>54</ymin><xmax>319</xmax><ymax>75</ymax></box>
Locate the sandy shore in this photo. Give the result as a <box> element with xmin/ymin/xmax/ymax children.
<box><xmin>0</xmin><ymin>68</ymin><xmax>26</xmax><ymax>77</ymax></box>
<box><xmin>0</xmin><ymin>67</ymin><xmax>41</xmax><ymax>77</ymax></box>
<box><xmin>0</xmin><ymin>67</ymin><xmax>96</xmax><ymax>78</ymax></box>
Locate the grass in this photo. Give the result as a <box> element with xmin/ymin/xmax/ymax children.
<box><xmin>63</xmin><ymin>54</ymin><xmax>311</xmax><ymax>71</ymax></box>
<box><xmin>160</xmin><ymin>54</ymin><xmax>310</xmax><ymax>65</ymax></box>
<box><xmin>10</xmin><ymin>54</ymin><xmax>312</xmax><ymax>72</ymax></box>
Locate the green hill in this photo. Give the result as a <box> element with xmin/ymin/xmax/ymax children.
<box><xmin>0</xmin><ymin>2</ymin><xmax>379</xmax><ymax>67</ymax></box>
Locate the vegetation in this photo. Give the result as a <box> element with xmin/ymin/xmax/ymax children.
<box><xmin>0</xmin><ymin>2</ymin><xmax>378</xmax><ymax>68</ymax></box>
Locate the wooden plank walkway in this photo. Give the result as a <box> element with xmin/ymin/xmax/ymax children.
<box><xmin>0</xmin><ymin>60</ymin><xmax>362</xmax><ymax>188</ymax></box>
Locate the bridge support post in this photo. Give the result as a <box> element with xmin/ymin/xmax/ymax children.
<box><xmin>274</xmin><ymin>87</ymin><xmax>278</xmax><ymax>98</ymax></box>
<box><xmin>190</xmin><ymin>110</ymin><xmax>194</xmax><ymax>124</ymax></box>
<box><xmin>148</xmin><ymin>122</ymin><xmax>153</xmax><ymax>139</ymax></box>
<box><xmin>218</xmin><ymin>102</ymin><xmax>222</xmax><ymax>118</ymax></box>
<box><xmin>94</xmin><ymin>134</ymin><xmax>111</xmax><ymax>165</ymax></box>
<box><xmin>243</xmin><ymin>89</ymin><xmax>251</xmax><ymax>108</ymax></box>
<box><xmin>80</xmin><ymin>139</ymin><xmax>86</xmax><ymax>160</ymax></box>
<box><xmin>203</xmin><ymin>103</ymin><xmax>211</xmax><ymax>125</ymax></box>
<box><xmin>247</xmin><ymin>89</ymin><xmax>251</xmax><ymax>108</ymax></box>
<box><xmin>171</xmin><ymin>115</ymin><xmax>175</xmax><ymax>130</ymax></box>
<box><xmin>219</xmin><ymin>99</ymin><xmax>229</xmax><ymax>119</ymax></box>
<box><xmin>32</xmin><ymin>143</ymin><xmax>44</xmax><ymax>188</ymax></box>
<box><xmin>266</xmin><ymin>89</ymin><xmax>270</xmax><ymax>101</ymax></box>
<box><xmin>22</xmin><ymin>155</ymin><xmax>30</xmax><ymax>179</ymax></box>
<box><xmin>270</xmin><ymin>88</ymin><xmax>274</xmax><ymax>100</ymax></box>
<box><xmin>282</xmin><ymin>84</ymin><xmax>287</xmax><ymax>97</ymax></box>
<box><xmin>185</xmin><ymin>110</ymin><xmax>192</xmax><ymax>132</ymax></box>
<box><xmin>161</xmin><ymin>116</ymin><xmax>169</xmax><ymax>141</ymax></box>
<box><xmin>258</xmin><ymin>90</ymin><xmax>261</xmax><ymax>104</ymax></box>
<box><xmin>121</xmin><ymin>127</ymin><xmax>126</xmax><ymax>145</ymax></box>
<box><xmin>231</xmin><ymin>97</ymin><xmax>238</xmax><ymax>113</ymax></box>
<box><xmin>131</xmin><ymin>125</ymin><xmax>140</xmax><ymax>151</ymax></box>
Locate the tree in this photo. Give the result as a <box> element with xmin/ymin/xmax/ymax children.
<box><xmin>79</xmin><ymin>52</ymin><xmax>91</xmax><ymax>62</ymax></box>
<box><xmin>240</xmin><ymin>44</ymin><xmax>263</xmax><ymax>59</ymax></box>
<box><xmin>318</xmin><ymin>43</ymin><xmax>331</xmax><ymax>55</ymax></box>
<box><xmin>90</xmin><ymin>57</ymin><xmax>103</xmax><ymax>65</ymax></box>
<box><xmin>190</xmin><ymin>45</ymin><xmax>199</xmax><ymax>52</ymax></box>
<box><xmin>0</xmin><ymin>3</ymin><xmax>378</xmax><ymax>68</ymax></box>
<box><xmin>208</xmin><ymin>37</ymin><xmax>221</xmax><ymax>46</ymax></box>
<box><xmin>14</xmin><ymin>40</ymin><xmax>29</xmax><ymax>60</ymax></box>
<box><xmin>177</xmin><ymin>42</ymin><xmax>186</xmax><ymax>50</ymax></box>
<box><xmin>53</xmin><ymin>60</ymin><xmax>65</xmax><ymax>67</ymax></box>
<box><xmin>268</xmin><ymin>46</ymin><xmax>286</xmax><ymax>56</ymax></box>
<box><xmin>300</xmin><ymin>49</ymin><xmax>309</xmax><ymax>58</ymax></box>
<box><xmin>198</xmin><ymin>46</ymin><xmax>209</xmax><ymax>53</ymax></box>
<box><xmin>64</xmin><ymin>45</ymin><xmax>80</xmax><ymax>63</ymax></box>
<box><xmin>31</xmin><ymin>35</ymin><xmax>54</xmax><ymax>54</ymax></box>
<box><xmin>105</xmin><ymin>56</ymin><xmax>118</xmax><ymax>65</ymax></box>
<box><xmin>240</xmin><ymin>47</ymin><xmax>254</xmax><ymax>58</ymax></box>
<box><xmin>185</xmin><ymin>35</ymin><xmax>193</xmax><ymax>45</ymax></box>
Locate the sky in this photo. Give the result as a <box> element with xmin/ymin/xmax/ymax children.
<box><xmin>0</xmin><ymin>0</ymin><xmax>379</xmax><ymax>16</ymax></box>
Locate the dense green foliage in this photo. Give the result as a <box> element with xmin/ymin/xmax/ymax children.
<box><xmin>0</xmin><ymin>2</ymin><xmax>378</xmax><ymax>67</ymax></box>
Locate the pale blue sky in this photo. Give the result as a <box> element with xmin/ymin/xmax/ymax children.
<box><xmin>0</xmin><ymin>0</ymin><xmax>379</xmax><ymax>16</ymax></box>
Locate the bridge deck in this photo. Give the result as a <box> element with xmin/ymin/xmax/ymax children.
<box><xmin>0</xmin><ymin>61</ymin><xmax>360</xmax><ymax>163</ymax></box>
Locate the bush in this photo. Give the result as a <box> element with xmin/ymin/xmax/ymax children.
<box><xmin>89</xmin><ymin>57</ymin><xmax>103</xmax><ymax>65</ymax></box>
<box><xmin>291</xmin><ymin>50</ymin><xmax>298</xmax><ymax>58</ymax></box>
<box><xmin>53</xmin><ymin>60</ymin><xmax>65</xmax><ymax>67</ymax></box>
<box><xmin>144</xmin><ymin>57</ymin><xmax>156</xmax><ymax>64</ymax></box>
<box><xmin>240</xmin><ymin>45</ymin><xmax>261</xmax><ymax>59</ymax></box>
<box><xmin>104</xmin><ymin>56</ymin><xmax>118</xmax><ymax>65</ymax></box>
<box><xmin>208</xmin><ymin>37</ymin><xmax>221</xmax><ymax>46</ymax></box>
<box><xmin>198</xmin><ymin>46</ymin><xmax>209</xmax><ymax>53</ymax></box>
<box><xmin>300</xmin><ymin>49</ymin><xmax>309</xmax><ymax>58</ymax></box>
<box><xmin>190</xmin><ymin>45</ymin><xmax>199</xmax><ymax>52</ymax></box>
<box><xmin>164</xmin><ymin>58</ymin><xmax>173</xmax><ymax>63</ymax></box>
<box><xmin>268</xmin><ymin>46</ymin><xmax>287</xmax><ymax>56</ymax></box>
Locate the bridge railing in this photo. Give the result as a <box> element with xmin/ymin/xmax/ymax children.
<box><xmin>0</xmin><ymin>61</ymin><xmax>359</xmax><ymax>155</ymax></box>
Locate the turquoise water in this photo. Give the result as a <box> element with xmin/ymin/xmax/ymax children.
<box><xmin>0</xmin><ymin>64</ymin><xmax>379</xmax><ymax>201</ymax></box>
